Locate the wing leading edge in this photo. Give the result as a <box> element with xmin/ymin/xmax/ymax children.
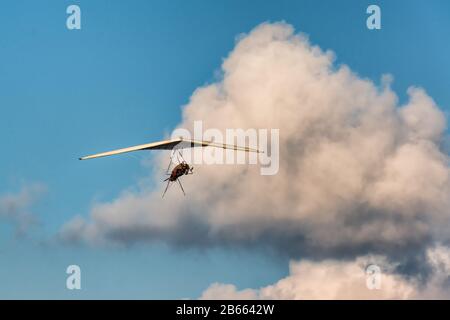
<box><xmin>79</xmin><ymin>138</ymin><xmax>262</xmax><ymax>160</ymax></box>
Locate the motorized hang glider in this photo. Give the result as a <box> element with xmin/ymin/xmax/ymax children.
<box><xmin>79</xmin><ymin>137</ymin><xmax>262</xmax><ymax>197</ymax></box>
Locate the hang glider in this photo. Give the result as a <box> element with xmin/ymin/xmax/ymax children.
<box><xmin>79</xmin><ymin>137</ymin><xmax>262</xmax><ymax>197</ymax></box>
<box><xmin>79</xmin><ymin>137</ymin><xmax>261</xmax><ymax>160</ymax></box>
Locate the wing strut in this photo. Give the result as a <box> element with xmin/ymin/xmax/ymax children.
<box><xmin>177</xmin><ymin>178</ymin><xmax>186</xmax><ymax>196</ymax></box>
<box><xmin>162</xmin><ymin>179</ymin><xmax>171</xmax><ymax>198</ymax></box>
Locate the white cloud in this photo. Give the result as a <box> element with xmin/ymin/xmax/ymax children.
<box><xmin>0</xmin><ymin>183</ymin><xmax>46</xmax><ymax>236</ymax></box>
<box><xmin>201</xmin><ymin>284</ymin><xmax>258</xmax><ymax>300</ymax></box>
<box><xmin>201</xmin><ymin>246</ymin><xmax>450</xmax><ymax>300</ymax></box>
<box><xmin>60</xmin><ymin>22</ymin><xmax>449</xmax><ymax>289</ymax></box>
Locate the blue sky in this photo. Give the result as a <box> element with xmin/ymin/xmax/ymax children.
<box><xmin>0</xmin><ymin>0</ymin><xmax>449</xmax><ymax>299</ymax></box>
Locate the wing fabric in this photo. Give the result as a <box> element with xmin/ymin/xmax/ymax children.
<box><xmin>79</xmin><ymin>139</ymin><xmax>182</xmax><ymax>160</ymax></box>
<box><xmin>79</xmin><ymin>138</ymin><xmax>261</xmax><ymax>160</ymax></box>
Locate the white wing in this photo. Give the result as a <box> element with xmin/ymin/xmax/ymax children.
<box><xmin>79</xmin><ymin>138</ymin><xmax>261</xmax><ymax>160</ymax></box>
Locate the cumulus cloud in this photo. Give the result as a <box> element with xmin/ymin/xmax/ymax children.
<box><xmin>60</xmin><ymin>22</ymin><xmax>449</xmax><ymax>296</ymax></box>
<box><xmin>0</xmin><ymin>183</ymin><xmax>46</xmax><ymax>236</ymax></box>
<box><xmin>201</xmin><ymin>245</ymin><xmax>450</xmax><ymax>300</ymax></box>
